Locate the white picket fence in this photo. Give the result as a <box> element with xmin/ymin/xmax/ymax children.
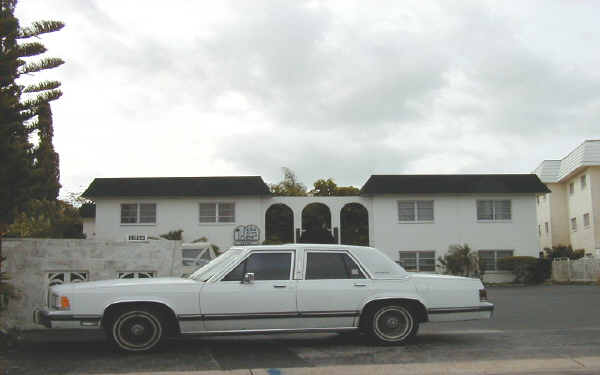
<box><xmin>552</xmin><ymin>257</ymin><xmax>600</xmax><ymax>282</ymax></box>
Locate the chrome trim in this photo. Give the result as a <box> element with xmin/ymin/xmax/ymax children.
<box><xmin>427</xmin><ymin>304</ymin><xmax>494</xmax><ymax>314</ymax></box>
<box><xmin>182</xmin><ymin>327</ymin><xmax>358</xmax><ymax>336</ymax></box>
<box><xmin>177</xmin><ymin>310</ymin><xmax>360</xmax><ymax>321</ymax></box>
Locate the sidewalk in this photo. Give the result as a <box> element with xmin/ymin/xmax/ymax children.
<box><xmin>97</xmin><ymin>356</ymin><xmax>600</xmax><ymax>375</ymax></box>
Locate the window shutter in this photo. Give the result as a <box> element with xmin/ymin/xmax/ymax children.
<box><xmin>139</xmin><ymin>203</ymin><xmax>156</xmax><ymax>223</ymax></box>
<box><xmin>477</xmin><ymin>200</ymin><xmax>493</xmax><ymax>220</ymax></box>
<box><xmin>494</xmin><ymin>200</ymin><xmax>511</xmax><ymax>220</ymax></box>
<box><xmin>398</xmin><ymin>201</ymin><xmax>415</xmax><ymax>221</ymax></box>
<box><xmin>416</xmin><ymin>201</ymin><xmax>434</xmax><ymax>221</ymax></box>
<box><xmin>199</xmin><ymin>203</ymin><xmax>217</xmax><ymax>222</ymax></box>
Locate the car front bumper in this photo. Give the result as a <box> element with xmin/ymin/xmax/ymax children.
<box><xmin>33</xmin><ymin>308</ymin><xmax>102</xmax><ymax>329</ymax></box>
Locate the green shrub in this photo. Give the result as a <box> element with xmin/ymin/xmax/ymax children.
<box><xmin>6</xmin><ymin>199</ymin><xmax>84</xmax><ymax>238</ymax></box>
<box><xmin>498</xmin><ymin>256</ymin><xmax>551</xmax><ymax>284</ymax></box>
<box><xmin>543</xmin><ymin>245</ymin><xmax>584</xmax><ymax>260</ymax></box>
<box><xmin>159</xmin><ymin>229</ymin><xmax>183</xmax><ymax>240</ymax></box>
<box><xmin>437</xmin><ymin>244</ymin><xmax>480</xmax><ymax>277</ymax></box>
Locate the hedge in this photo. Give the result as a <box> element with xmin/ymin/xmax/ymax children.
<box><xmin>498</xmin><ymin>256</ymin><xmax>551</xmax><ymax>284</ymax></box>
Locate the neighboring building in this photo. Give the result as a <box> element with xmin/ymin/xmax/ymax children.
<box><xmin>534</xmin><ymin>140</ymin><xmax>600</xmax><ymax>257</ymax></box>
<box><xmin>79</xmin><ymin>202</ymin><xmax>96</xmax><ymax>239</ymax></box>
<box><xmin>81</xmin><ymin>174</ymin><xmax>548</xmax><ymax>274</ymax></box>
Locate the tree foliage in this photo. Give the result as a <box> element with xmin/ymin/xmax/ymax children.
<box><xmin>438</xmin><ymin>244</ymin><xmax>480</xmax><ymax>277</ymax></box>
<box><xmin>0</xmin><ymin>0</ymin><xmax>64</xmax><ymax>227</ymax></box>
<box><xmin>6</xmin><ymin>199</ymin><xmax>83</xmax><ymax>238</ymax></box>
<box><xmin>270</xmin><ymin>167</ymin><xmax>307</xmax><ymax>196</ymax></box>
<box><xmin>31</xmin><ymin>102</ymin><xmax>60</xmax><ymax>200</ymax></box>
<box><xmin>310</xmin><ymin>178</ymin><xmax>360</xmax><ymax>196</ymax></box>
<box><xmin>160</xmin><ymin>229</ymin><xmax>183</xmax><ymax>240</ymax></box>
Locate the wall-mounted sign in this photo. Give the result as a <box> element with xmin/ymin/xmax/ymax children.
<box><xmin>234</xmin><ymin>224</ymin><xmax>260</xmax><ymax>245</ymax></box>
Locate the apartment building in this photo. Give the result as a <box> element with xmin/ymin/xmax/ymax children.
<box><xmin>534</xmin><ymin>140</ymin><xmax>600</xmax><ymax>256</ymax></box>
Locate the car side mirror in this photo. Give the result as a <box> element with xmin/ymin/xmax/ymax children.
<box><xmin>242</xmin><ymin>272</ymin><xmax>255</xmax><ymax>284</ymax></box>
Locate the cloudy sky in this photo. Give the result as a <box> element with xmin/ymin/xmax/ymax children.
<box><xmin>15</xmin><ymin>0</ymin><xmax>600</xmax><ymax>196</ymax></box>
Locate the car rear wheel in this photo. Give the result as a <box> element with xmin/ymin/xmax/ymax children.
<box><xmin>108</xmin><ymin>306</ymin><xmax>165</xmax><ymax>352</ymax></box>
<box><xmin>367</xmin><ymin>304</ymin><xmax>418</xmax><ymax>344</ymax></box>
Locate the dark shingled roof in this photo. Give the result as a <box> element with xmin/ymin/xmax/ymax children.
<box><xmin>79</xmin><ymin>203</ymin><xmax>96</xmax><ymax>218</ymax></box>
<box><xmin>82</xmin><ymin>176</ymin><xmax>271</xmax><ymax>198</ymax></box>
<box><xmin>360</xmin><ymin>174</ymin><xmax>550</xmax><ymax>195</ymax></box>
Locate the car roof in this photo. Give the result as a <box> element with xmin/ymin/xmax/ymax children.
<box><xmin>230</xmin><ymin>244</ymin><xmax>375</xmax><ymax>251</ymax></box>
<box><xmin>228</xmin><ymin>244</ymin><xmax>408</xmax><ymax>279</ymax></box>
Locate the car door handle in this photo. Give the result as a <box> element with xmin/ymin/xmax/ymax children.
<box><xmin>353</xmin><ymin>283</ymin><xmax>367</xmax><ymax>287</ymax></box>
<box><xmin>273</xmin><ymin>284</ymin><xmax>287</xmax><ymax>288</ymax></box>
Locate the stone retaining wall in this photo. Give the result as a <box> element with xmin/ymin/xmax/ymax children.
<box><xmin>1</xmin><ymin>238</ymin><xmax>183</xmax><ymax>329</ymax></box>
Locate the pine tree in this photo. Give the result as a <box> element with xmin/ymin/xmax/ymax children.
<box><xmin>0</xmin><ymin>0</ymin><xmax>63</xmax><ymax>227</ymax></box>
<box><xmin>32</xmin><ymin>102</ymin><xmax>60</xmax><ymax>200</ymax></box>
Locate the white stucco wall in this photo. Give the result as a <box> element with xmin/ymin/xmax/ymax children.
<box><xmin>94</xmin><ymin>196</ymin><xmax>265</xmax><ymax>250</ymax></box>
<box><xmin>588</xmin><ymin>167</ymin><xmax>600</xmax><ymax>253</ymax></box>
<box><xmin>565</xmin><ymin>169</ymin><xmax>595</xmax><ymax>253</ymax></box>
<box><xmin>370</xmin><ymin>193</ymin><xmax>540</xmax><ymax>264</ymax></box>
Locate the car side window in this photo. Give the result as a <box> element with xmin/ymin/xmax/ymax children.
<box><xmin>222</xmin><ymin>252</ymin><xmax>292</xmax><ymax>281</ymax></box>
<box><xmin>305</xmin><ymin>252</ymin><xmax>365</xmax><ymax>280</ymax></box>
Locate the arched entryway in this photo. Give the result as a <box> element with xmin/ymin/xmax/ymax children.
<box><xmin>265</xmin><ymin>204</ymin><xmax>294</xmax><ymax>244</ymax></box>
<box><xmin>300</xmin><ymin>203</ymin><xmax>335</xmax><ymax>244</ymax></box>
<box><xmin>340</xmin><ymin>203</ymin><xmax>369</xmax><ymax>246</ymax></box>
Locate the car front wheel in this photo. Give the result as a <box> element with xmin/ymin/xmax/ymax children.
<box><xmin>108</xmin><ymin>306</ymin><xmax>165</xmax><ymax>352</ymax></box>
<box><xmin>368</xmin><ymin>304</ymin><xmax>418</xmax><ymax>344</ymax></box>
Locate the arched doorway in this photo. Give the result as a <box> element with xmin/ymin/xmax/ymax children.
<box><xmin>265</xmin><ymin>204</ymin><xmax>294</xmax><ymax>244</ymax></box>
<box><xmin>300</xmin><ymin>203</ymin><xmax>335</xmax><ymax>244</ymax></box>
<box><xmin>340</xmin><ymin>203</ymin><xmax>369</xmax><ymax>246</ymax></box>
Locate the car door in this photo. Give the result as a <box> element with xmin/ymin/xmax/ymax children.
<box><xmin>296</xmin><ymin>249</ymin><xmax>371</xmax><ymax>329</ymax></box>
<box><xmin>199</xmin><ymin>250</ymin><xmax>298</xmax><ymax>332</ymax></box>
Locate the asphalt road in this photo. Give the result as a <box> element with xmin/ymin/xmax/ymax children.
<box><xmin>2</xmin><ymin>285</ymin><xmax>600</xmax><ymax>374</ymax></box>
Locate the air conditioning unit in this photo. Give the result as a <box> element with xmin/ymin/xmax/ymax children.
<box><xmin>127</xmin><ymin>234</ymin><xmax>148</xmax><ymax>242</ymax></box>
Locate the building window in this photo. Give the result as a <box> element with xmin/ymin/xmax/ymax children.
<box><xmin>538</xmin><ymin>224</ymin><xmax>541</xmax><ymax>237</ymax></box>
<box><xmin>583</xmin><ymin>213</ymin><xmax>590</xmax><ymax>228</ymax></box>
<box><xmin>571</xmin><ymin>217</ymin><xmax>577</xmax><ymax>231</ymax></box>
<box><xmin>581</xmin><ymin>175</ymin><xmax>587</xmax><ymax>189</ymax></box>
<box><xmin>120</xmin><ymin>203</ymin><xmax>156</xmax><ymax>224</ymax></box>
<box><xmin>477</xmin><ymin>200</ymin><xmax>511</xmax><ymax>221</ymax></box>
<box><xmin>569</xmin><ymin>182</ymin><xmax>575</xmax><ymax>195</ymax></box>
<box><xmin>536</xmin><ymin>196</ymin><xmax>540</xmax><ymax>205</ymax></box>
<box><xmin>398</xmin><ymin>251</ymin><xmax>435</xmax><ymax>272</ymax></box>
<box><xmin>478</xmin><ymin>250</ymin><xmax>513</xmax><ymax>271</ymax></box>
<box><xmin>397</xmin><ymin>200</ymin><xmax>434</xmax><ymax>222</ymax></box>
<box><xmin>117</xmin><ymin>271</ymin><xmax>156</xmax><ymax>279</ymax></box>
<box><xmin>543</xmin><ymin>194</ymin><xmax>547</xmax><ymax>201</ymax></box>
<box><xmin>544</xmin><ymin>222</ymin><xmax>549</xmax><ymax>234</ymax></box>
<box><xmin>199</xmin><ymin>202</ymin><xmax>235</xmax><ymax>223</ymax></box>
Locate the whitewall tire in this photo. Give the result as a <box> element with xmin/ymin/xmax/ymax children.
<box><xmin>109</xmin><ymin>307</ymin><xmax>165</xmax><ymax>352</ymax></box>
<box><xmin>368</xmin><ymin>304</ymin><xmax>418</xmax><ymax>344</ymax></box>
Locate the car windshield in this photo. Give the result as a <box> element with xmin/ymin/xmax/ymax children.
<box><xmin>188</xmin><ymin>249</ymin><xmax>243</xmax><ymax>282</ymax></box>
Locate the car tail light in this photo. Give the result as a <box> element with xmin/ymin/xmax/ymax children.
<box><xmin>479</xmin><ymin>289</ymin><xmax>488</xmax><ymax>302</ymax></box>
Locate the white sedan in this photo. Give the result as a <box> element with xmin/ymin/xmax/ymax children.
<box><xmin>33</xmin><ymin>244</ymin><xmax>493</xmax><ymax>352</ymax></box>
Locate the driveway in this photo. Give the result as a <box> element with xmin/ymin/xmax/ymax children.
<box><xmin>2</xmin><ymin>285</ymin><xmax>600</xmax><ymax>374</ymax></box>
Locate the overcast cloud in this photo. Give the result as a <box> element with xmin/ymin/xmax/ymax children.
<box><xmin>15</xmin><ymin>0</ymin><xmax>600</xmax><ymax>194</ymax></box>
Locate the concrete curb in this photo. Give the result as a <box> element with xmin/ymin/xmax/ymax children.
<box><xmin>96</xmin><ymin>356</ymin><xmax>600</xmax><ymax>375</ymax></box>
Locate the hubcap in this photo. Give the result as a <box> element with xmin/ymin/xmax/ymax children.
<box><xmin>386</xmin><ymin>317</ymin><xmax>399</xmax><ymax>329</ymax></box>
<box><xmin>373</xmin><ymin>306</ymin><xmax>412</xmax><ymax>341</ymax></box>
<box><xmin>114</xmin><ymin>311</ymin><xmax>161</xmax><ymax>351</ymax></box>
<box><xmin>131</xmin><ymin>323</ymin><xmax>145</xmax><ymax>336</ymax></box>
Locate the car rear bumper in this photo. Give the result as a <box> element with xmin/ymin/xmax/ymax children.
<box><xmin>33</xmin><ymin>308</ymin><xmax>102</xmax><ymax>329</ymax></box>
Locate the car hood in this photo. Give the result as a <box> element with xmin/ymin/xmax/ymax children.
<box><xmin>51</xmin><ymin>277</ymin><xmax>197</xmax><ymax>292</ymax></box>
